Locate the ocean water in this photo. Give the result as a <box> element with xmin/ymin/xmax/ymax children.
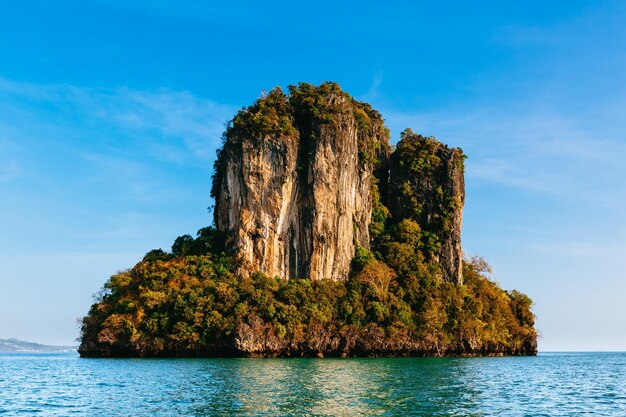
<box><xmin>0</xmin><ymin>352</ymin><xmax>624</xmax><ymax>416</ymax></box>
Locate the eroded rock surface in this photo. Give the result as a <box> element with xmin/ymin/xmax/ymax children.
<box><xmin>212</xmin><ymin>83</ymin><xmax>389</xmax><ymax>281</ymax></box>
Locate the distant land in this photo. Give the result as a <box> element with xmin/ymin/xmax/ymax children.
<box><xmin>0</xmin><ymin>338</ymin><xmax>76</xmax><ymax>353</ymax></box>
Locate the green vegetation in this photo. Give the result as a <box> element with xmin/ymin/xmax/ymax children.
<box><xmin>227</xmin><ymin>87</ymin><xmax>296</xmax><ymax>140</ymax></box>
<box><xmin>80</xmin><ymin>232</ymin><xmax>535</xmax><ymax>357</ymax></box>
<box><xmin>387</xmin><ymin>129</ymin><xmax>466</xmax><ymax>257</ymax></box>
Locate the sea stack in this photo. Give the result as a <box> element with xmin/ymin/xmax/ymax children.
<box><xmin>78</xmin><ymin>82</ymin><xmax>537</xmax><ymax>358</ymax></box>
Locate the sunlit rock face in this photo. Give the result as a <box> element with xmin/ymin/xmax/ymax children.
<box><xmin>212</xmin><ymin>83</ymin><xmax>389</xmax><ymax>281</ymax></box>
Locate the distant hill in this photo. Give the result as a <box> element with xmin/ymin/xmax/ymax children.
<box><xmin>0</xmin><ymin>338</ymin><xmax>76</xmax><ymax>353</ymax></box>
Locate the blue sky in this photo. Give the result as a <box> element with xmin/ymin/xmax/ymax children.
<box><xmin>1</xmin><ymin>0</ymin><xmax>625</xmax><ymax>349</ymax></box>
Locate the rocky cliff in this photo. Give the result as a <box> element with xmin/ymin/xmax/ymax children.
<box><xmin>212</xmin><ymin>83</ymin><xmax>389</xmax><ymax>281</ymax></box>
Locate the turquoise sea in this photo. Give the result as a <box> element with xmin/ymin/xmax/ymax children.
<box><xmin>0</xmin><ymin>352</ymin><xmax>624</xmax><ymax>416</ymax></box>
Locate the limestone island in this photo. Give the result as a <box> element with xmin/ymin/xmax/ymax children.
<box><xmin>79</xmin><ymin>82</ymin><xmax>537</xmax><ymax>358</ymax></box>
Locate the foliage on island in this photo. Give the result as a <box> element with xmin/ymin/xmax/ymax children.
<box><xmin>80</xmin><ymin>231</ymin><xmax>536</xmax><ymax>357</ymax></box>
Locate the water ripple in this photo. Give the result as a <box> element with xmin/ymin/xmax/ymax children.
<box><xmin>1</xmin><ymin>353</ymin><xmax>625</xmax><ymax>416</ymax></box>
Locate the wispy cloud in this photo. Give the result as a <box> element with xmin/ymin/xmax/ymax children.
<box><xmin>0</xmin><ymin>77</ymin><xmax>236</xmax><ymax>162</ymax></box>
<box><xmin>360</xmin><ymin>71</ymin><xmax>384</xmax><ymax>102</ymax></box>
<box><xmin>82</xmin><ymin>87</ymin><xmax>235</xmax><ymax>162</ymax></box>
<box><xmin>0</xmin><ymin>77</ymin><xmax>237</xmax><ymax>202</ymax></box>
<box><xmin>0</xmin><ymin>76</ymin><xmax>239</xmax><ymax>250</ymax></box>
<box><xmin>381</xmin><ymin>99</ymin><xmax>626</xmax><ymax>206</ymax></box>
<box><xmin>0</xmin><ymin>160</ymin><xmax>21</xmax><ymax>183</ymax></box>
<box><xmin>493</xmin><ymin>24</ymin><xmax>567</xmax><ymax>48</ymax></box>
<box><xmin>524</xmin><ymin>240</ymin><xmax>626</xmax><ymax>262</ymax></box>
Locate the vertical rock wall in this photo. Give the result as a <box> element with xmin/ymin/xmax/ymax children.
<box><xmin>213</xmin><ymin>83</ymin><xmax>388</xmax><ymax>281</ymax></box>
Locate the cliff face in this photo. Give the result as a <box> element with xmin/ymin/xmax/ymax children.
<box><xmin>212</xmin><ymin>83</ymin><xmax>389</xmax><ymax>281</ymax></box>
<box><xmin>387</xmin><ymin>130</ymin><xmax>465</xmax><ymax>284</ymax></box>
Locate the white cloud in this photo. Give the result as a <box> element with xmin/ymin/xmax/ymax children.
<box><xmin>0</xmin><ymin>76</ymin><xmax>236</xmax><ymax>164</ymax></box>
<box><xmin>524</xmin><ymin>240</ymin><xmax>626</xmax><ymax>262</ymax></box>
<box><xmin>0</xmin><ymin>160</ymin><xmax>21</xmax><ymax>183</ymax></box>
<box><xmin>0</xmin><ymin>76</ymin><xmax>240</xmax><ymax>255</ymax></box>
<box><xmin>0</xmin><ymin>77</ymin><xmax>238</xmax><ymax>205</ymax></box>
<box><xmin>360</xmin><ymin>71</ymin><xmax>384</xmax><ymax>102</ymax></box>
<box><xmin>493</xmin><ymin>24</ymin><xmax>567</xmax><ymax>48</ymax></box>
<box><xmin>381</xmin><ymin>100</ymin><xmax>626</xmax><ymax>207</ymax></box>
<box><xmin>85</xmin><ymin>87</ymin><xmax>235</xmax><ymax>161</ymax></box>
